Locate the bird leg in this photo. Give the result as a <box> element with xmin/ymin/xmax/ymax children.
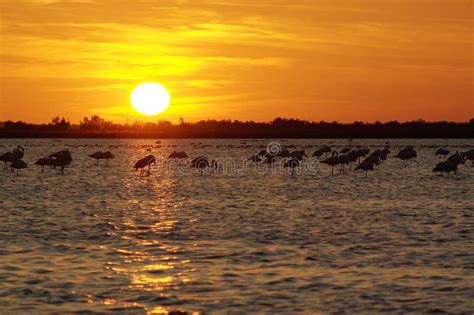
<box><xmin>147</xmin><ymin>164</ymin><xmax>151</xmax><ymax>176</ymax></box>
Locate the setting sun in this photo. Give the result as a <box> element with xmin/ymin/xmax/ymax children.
<box><xmin>130</xmin><ymin>83</ymin><xmax>171</xmax><ymax>116</ymax></box>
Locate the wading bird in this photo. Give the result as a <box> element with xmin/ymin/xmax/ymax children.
<box><xmin>433</xmin><ymin>160</ymin><xmax>457</xmax><ymax>177</ymax></box>
<box><xmin>284</xmin><ymin>158</ymin><xmax>300</xmax><ymax>175</ymax></box>
<box><xmin>89</xmin><ymin>151</ymin><xmax>115</xmax><ymax>164</ymax></box>
<box><xmin>395</xmin><ymin>146</ymin><xmax>417</xmax><ymax>164</ymax></box>
<box><xmin>321</xmin><ymin>151</ymin><xmax>340</xmax><ymax>175</ymax></box>
<box><xmin>35</xmin><ymin>157</ymin><xmax>52</xmax><ymax>171</ymax></box>
<box><xmin>0</xmin><ymin>146</ymin><xmax>24</xmax><ymax>170</ymax></box>
<box><xmin>168</xmin><ymin>151</ymin><xmax>188</xmax><ymax>159</ymax></box>
<box><xmin>10</xmin><ymin>159</ymin><xmax>27</xmax><ymax>174</ymax></box>
<box><xmin>49</xmin><ymin>149</ymin><xmax>73</xmax><ymax>174</ymax></box>
<box><xmin>134</xmin><ymin>155</ymin><xmax>156</xmax><ymax>176</ymax></box>
<box><xmin>191</xmin><ymin>156</ymin><xmax>217</xmax><ymax>173</ymax></box>
<box><xmin>355</xmin><ymin>158</ymin><xmax>375</xmax><ymax>177</ymax></box>
<box><xmin>312</xmin><ymin>145</ymin><xmax>331</xmax><ymax>158</ymax></box>
<box><xmin>435</xmin><ymin>148</ymin><xmax>449</xmax><ymax>157</ymax></box>
<box><xmin>462</xmin><ymin>149</ymin><xmax>474</xmax><ymax>166</ymax></box>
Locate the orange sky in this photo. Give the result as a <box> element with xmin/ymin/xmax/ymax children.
<box><xmin>0</xmin><ymin>0</ymin><xmax>473</xmax><ymax>123</ymax></box>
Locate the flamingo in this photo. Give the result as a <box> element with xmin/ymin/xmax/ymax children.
<box><xmin>444</xmin><ymin>151</ymin><xmax>465</xmax><ymax>173</ymax></box>
<box><xmin>9</xmin><ymin>159</ymin><xmax>27</xmax><ymax>174</ymax></box>
<box><xmin>395</xmin><ymin>146</ymin><xmax>417</xmax><ymax>164</ymax></box>
<box><xmin>381</xmin><ymin>144</ymin><xmax>390</xmax><ymax>160</ymax></box>
<box><xmin>258</xmin><ymin>149</ymin><xmax>267</xmax><ymax>156</ymax></box>
<box><xmin>0</xmin><ymin>152</ymin><xmax>14</xmax><ymax>170</ymax></box>
<box><xmin>49</xmin><ymin>149</ymin><xmax>73</xmax><ymax>174</ymax></box>
<box><xmin>338</xmin><ymin>153</ymin><xmax>350</xmax><ymax>173</ymax></box>
<box><xmin>168</xmin><ymin>151</ymin><xmax>188</xmax><ymax>159</ymax></box>
<box><xmin>321</xmin><ymin>151</ymin><xmax>340</xmax><ymax>175</ymax></box>
<box><xmin>190</xmin><ymin>156</ymin><xmax>217</xmax><ymax>173</ymax></box>
<box><xmin>35</xmin><ymin>157</ymin><xmax>52</xmax><ymax>171</ymax></box>
<box><xmin>462</xmin><ymin>149</ymin><xmax>474</xmax><ymax>166</ymax></box>
<box><xmin>312</xmin><ymin>145</ymin><xmax>331</xmax><ymax>158</ymax></box>
<box><xmin>365</xmin><ymin>153</ymin><xmax>381</xmax><ymax>166</ymax></box>
<box><xmin>89</xmin><ymin>151</ymin><xmax>114</xmax><ymax>164</ymax></box>
<box><xmin>284</xmin><ymin>158</ymin><xmax>300</xmax><ymax>175</ymax></box>
<box><xmin>355</xmin><ymin>158</ymin><xmax>374</xmax><ymax>177</ymax></box>
<box><xmin>340</xmin><ymin>138</ymin><xmax>353</xmax><ymax>154</ymax></box>
<box><xmin>134</xmin><ymin>155</ymin><xmax>156</xmax><ymax>176</ymax></box>
<box><xmin>347</xmin><ymin>150</ymin><xmax>359</xmax><ymax>169</ymax></box>
<box><xmin>433</xmin><ymin>160</ymin><xmax>457</xmax><ymax>177</ymax></box>
<box><xmin>263</xmin><ymin>154</ymin><xmax>276</xmax><ymax>165</ymax></box>
<box><xmin>435</xmin><ymin>148</ymin><xmax>449</xmax><ymax>157</ymax></box>
<box><xmin>290</xmin><ymin>150</ymin><xmax>307</xmax><ymax>160</ymax></box>
<box><xmin>278</xmin><ymin>148</ymin><xmax>290</xmax><ymax>158</ymax></box>
<box><xmin>0</xmin><ymin>146</ymin><xmax>24</xmax><ymax>170</ymax></box>
<box><xmin>446</xmin><ymin>151</ymin><xmax>464</xmax><ymax>165</ymax></box>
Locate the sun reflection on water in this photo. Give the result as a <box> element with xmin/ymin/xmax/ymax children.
<box><xmin>102</xmin><ymin>176</ymin><xmax>193</xmax><ymax>312</ymax></box>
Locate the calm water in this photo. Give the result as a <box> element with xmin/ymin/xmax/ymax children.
<box><xmin>0</xmin><ymin>139</ymin><xmax>473</xmax><ymax>314</ymax></box>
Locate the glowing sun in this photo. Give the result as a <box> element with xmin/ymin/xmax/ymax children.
<box><xmin>131</xmin><ymin>82</ymin><xmax>171</xmax><ymax>115</ymax></box>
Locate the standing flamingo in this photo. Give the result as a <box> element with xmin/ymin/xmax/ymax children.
<box><xmin>0</xmin><ymin>146</ymin><xmax>24</xmax><ymax>170</ymax></box>
<box><xmin>395</xmin><ymin>146</ymin><xmax>417</xmax><ymax>164</ymax></box>
<box><xmin>134</xmin><ymin>155</ymin><xmax>156</xmax><ymax>176</ymax></box>
<box><xmin>312</xmin><ymin>145</ymin><xmax>331</xmax><ymax>158</ymax></box>
<box><xmin>284</xmin><ymin>158</ymin><xmax>300</xmax><ymax>175</ymax></box>
<box><xmin>433</xmin><ymin>160</ymin><xmax>457</xmax><ymax>177</ymax></box>
<box><xmin>10</xmin><ymin>159</ymin><xmax>27</xmax><ymax>174</ymax></box>
<box><xmin>49</xmin><ymin>149</ymin><xmax>73</xmax><ymax>174</ymax></box>
<box><xmin>321</xmin><ymin>151</ymin><xmax>340</xmax><ymax>175</ymax></box>
<box><xmin>190</xmin><ymin>156</ymin><xmax>217</xmax><ymax>174</ymax></box>
<box><xmin>355</xmin><ymin>158</ymin><xmax>375</xmax><ymax>177</ymax></box>
<box><xmin>35</xmin><ymin>157</ymin><xmax>52</xmax><ymax>171</ymax></box>
<box><xmin>435</xmin><ymin>148</ymin><xmax>449</xmax><ymax>157</ymax></box>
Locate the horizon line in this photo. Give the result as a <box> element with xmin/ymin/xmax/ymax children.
<box><xmin>2</xmin><ymin>116</ymin><xmax>474</xmax><ymax>126</ymax></box>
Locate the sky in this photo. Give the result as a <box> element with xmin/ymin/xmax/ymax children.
<box><xmin>0</xmin><ymin>0</ymin><xmax>473</xmax><ymax>123</ymax></box>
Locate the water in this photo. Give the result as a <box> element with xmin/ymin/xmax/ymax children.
<box><xmin>1</xmin><ymin>139</ymin><xmax>473</xmax><ymax>314</ymax></box>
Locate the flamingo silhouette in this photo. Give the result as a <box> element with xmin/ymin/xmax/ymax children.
<box><xmin>169</xmin><ymin>151</ymin><xmax>188</xmax><ymax>159</ymax></box>
<box><xmin>49</xmin><ymin>149</ymin><xmax>73</xmax><ymax>174</ymax></box>
<box><xmin>290</xmin><ymin>150</ymin><xmax>307</xmax><ymax>160</ymax></box>
<box><xmin>190</xmin><ymin>156</ymin><xmax>217</xmax><ymax>173</ymax></box>
<box><xmin>321</xmin><ymin>151</ymin><xmax>340</xmax><ymax>175</ymax></box>
<box><xmin>9</xmin><ymin>159</ymin><xmax>27</xmax><ymax>174</ymax></box>
<box><xmin>435</xmin><ymin>148</ymin><xmax>449</xmax><ymax>157</ymax></box>
<box><xmin>0</xmin><ymin>146</ymin><xmax>24</xmax><ymax>170</ymax></box>
<box><xmin>35</xmin><ymin>157</ymin><xmax>52</xmax><ymax>171</ymax></box>
<box><xmin>462</xmin><ymin>149</ymin><xmax>474</xmax><ymax>166</ymax></box>
<box><xmin>338</xmin><ymin>153</ymin><xmax>350</xmax><ymax>173</ymax></box>
<box><xmin>395</xmin><ymin>146</ymin><xmax>417</xmax><ymax>164</ymax></box>
<box><xmin>340</xmin><ymin>138</ymin><xmax>353</xmax><ymax>154</ymax></box>
<box><xmin>134</xmin><ymin>155</ymin><xmax>156</xmax><ymax>176</ymax></box>
<box><xmin>355</xmin><ymin>158</ymin><xmax>374</xmax><ymax>177</ymax></box>
<box><xmin>89</xmin><ymin>151</ymin><xmax>114</xmax><ymax>164</ymax></box>
<box><xmin>444</xmin><ymin>151</ymin><xmax>465</xmax><ymax>173</ymax></box>
<box><xmin>284</xmin><ymin>158</ymin><xmax>300</xmax><ymax>175</ymax></box>
<box><xmin>257</xmin><ymin>149</ymin><xmax>267</xmax><ymax>156</ymax></box>
<box><xmin>312</xmin><ymin>145</ymin><xmax>331</xmax><ymax>158</ymax></box>
<box><xmin>433</xmin><ymin>160</ymin><xmax>457</xmax><ymax>177</ymax></box>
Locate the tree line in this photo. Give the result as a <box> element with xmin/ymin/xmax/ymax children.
<box><xmin>1</xmin><ymin>116</ymin><xmax>473</xmax><ymax>138</ymax></box>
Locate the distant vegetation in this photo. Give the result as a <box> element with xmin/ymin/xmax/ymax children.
<box><xmin>1</xmin><ymin>116</ymin><xmax>473</xmax><ymax>138</ymax></box>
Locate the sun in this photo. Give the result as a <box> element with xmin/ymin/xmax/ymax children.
<box><xmin>131</xmin><ymin>82</ymin><xmax>171</xmax><ymax>116</ymax></box>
